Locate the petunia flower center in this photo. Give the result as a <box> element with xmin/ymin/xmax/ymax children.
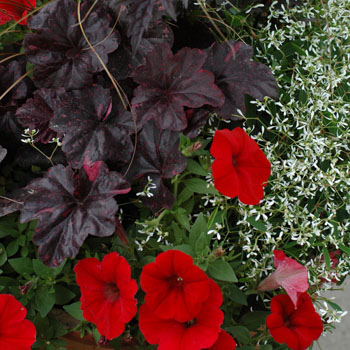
<box><xmin>232</xmin><ymin>155</ymin><xmax>238</xmax><ymax>167</ymax></box>
<box><xmin>104</xmin><ymin>282</ymin><xmax>120</xmax><ymax>302</ymax></box>
<box><xmin>283</xmin><ymin>316</ymin><xmax>293</xmax><ymax>328</ymax></box>
<box><xmin>184</xmin><ymin>318</ymin><xmax>197</xmax><ymax>328</ymax></box>
<box><xmin>168</xmin><ymin>275</ymin><xmax>184</xmax><ymax>288</ymax></box>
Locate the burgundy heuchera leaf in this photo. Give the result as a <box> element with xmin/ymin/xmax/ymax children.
<box><xmin>50</xmin><ymin>86</ymin><xmax>133</xmax><ymax>169</ymax></box>
<box><xmin>126</xmin><ymin>121</ymin><xmax>187</xmax><ymax>212</ymax></box>
<box><xmin>121</xmin><ymin>0</ymin><xmax>177</xmax><ymax>53</ymax></box>
<box><xmin>16</xmin><ymin>88</ymin><xmax>62</xmax><ymax>143</ymax></box>
<box><xmin>132</xmin><ymin>43</ymin><xmax>224</xmax><ymax>131</ymax></box>
<box><xmin>203</xmin><ymin>40</ymin><xmax>279</xmax><ymax>119</ymax></box>
<box><xmin>24</xmin><ymin>0</ymin><xmax>119</xmax><ymax>90</ymax></box>
<box><xmin>0</xmin><ymin>145</ymin><xmax>7</xmax><ymax>163</ymax></box>
<box><xmin>257</xmin><ymin>250</ymin><xmax>309</xmax><ymax>307</ymax></box>
<box><xmin>20</xmin><ymin>162</ymin><xmax>130</xmax><ymax>267</ymax></box>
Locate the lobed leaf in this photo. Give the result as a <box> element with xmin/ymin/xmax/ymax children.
<box><xmin>132</xmin><ymin>43</ymin><xmax>224</xmax><ymax>131</ymax></box>
<box><xmin>20</xmin><ymin>162</ymin><xmax>130</xmax><ymax>266</ymax></box>
<box><xmin>203</xmin><ymin>40</ymin><xmax>279</xmax><ymax>119</ymax></box>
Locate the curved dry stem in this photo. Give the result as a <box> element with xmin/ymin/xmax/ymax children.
<box><xmin>197</xmin><ymin>0</ymin><xmax>237</xmax><ymax>59</ymax></box>
<box><xmin>0</xmin><ymin>67</ymin><xmax>33</xmax><ymax>101</ymax></box>
<box><xmin>81</xmin><ymin>6</ymin><xmax>123</xmax><ymax>51</ymax></box>
<box><xmin>0</xmin><ymin>52</ymin><xmax>24</xmax><ymax>64</ymax></box>
<box><xmin>71</xmin><ymin>0</ymin><xmax>98</xmax><ymax>28</ymax></box>
<box><xmin>0</xmin><ymin>196</ymin><xmax>23</xmax><ymax>205</ymax></box>
<box><xmin>76</xmin><ymin>0</ymin><xmax>137</xmax><ymax>178</ymax></box>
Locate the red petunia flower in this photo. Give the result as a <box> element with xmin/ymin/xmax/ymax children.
<box><xmin>0</xmin><ymin>0</ymin><xmax>36</xmax><ymax>25</ymax></box>
<box><xmin>207</xmin><ymin>329</ymin><xmax>237</xmax><ymax>350</ymax></box>
<box><xmin>74</xmin><ymin>252</ymin><xmax>138</xmax><ymax>340</ymax></box>
<box><xmin>266</xmin><ymin>292</ymin><xmax>323</xmax><ymax>350</ymax></box>
<box><xmin>140</xmin><ymin>249</ymin><xmax>210</xmax><ymax>322</ymax></box>
<box><xmin>0</xmin><ymin>294</ymin><xmax>36</xmax><ymax>350</ymax></box>
<box><xmin>139</xmin><ymin>278</ymin><xmax>224</xmax><ymax>350</ymax></box>
<box><xmin>210</xmin><ymin>127</ymin><xmax>271</xmax><ymax>205</ymax></box>
<box><xmin>257</xmin><ymin>250</ymin><xmax>309</xmax><ymax>307</ymax></box>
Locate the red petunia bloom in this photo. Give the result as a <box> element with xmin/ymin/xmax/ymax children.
<box><xmin>0</xmin><ymin>294</ymin><xmax>36</xmax><ymax>350</ymax></box>
<box><xmin>140</xmin><ymin>249</ymin><xmax>210</xmax><ymax>322</ymax></box>
<box><xmin>266</xmin><ymin>292</ymin><xmax>323</xmax><ymax>350</ymax></box>
<box><xmin>210</xmin><ymin>127</ymin><xmax>271</xmax><ymax>205</ymax></box>
<box><xmin>0</xmin><ymin>0</ymin><xmax>36</xmax><ymax>25</ymax></box>
<box><xmin>139</xmin><ymin>278</ymin><xmax>224</xmax><ymax>350</ymax></box>
<box><xmin>257</xmin><ymin>250</ymin><xmax>309</xmax><ymax>307</ymax></box>
<box><xmin>207</xmin><ymin>329</ymin><xmax>237</xmax><ymax>350</ymax></box>
<box><xmin>74</xmin><ymin>252</ymin><xmax>138</xmax><ymax>340</ymax></box>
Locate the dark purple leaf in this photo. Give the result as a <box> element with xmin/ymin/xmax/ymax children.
<box><xmin>0</xmin><ymin>188</ymin><xmax>31</xmax><ymax>218</ymax></box>
<box><xmin>131</xmin><ymin>43</ymin><xmax>224</xmax><ymax>131</ymax></box>
<box><xmin>0</xmin><ymin>60</ymin><xmax>33</xmax><ymax>138</ymax></box>
<box><xmin>126</xmin><ymin>0</ymin><xmax>157</xmax><ymax>54</ymax></box>
<box><xmin>121</xmin><ymin>0</ymin><xmax>177</xmax><ymax>54</ymax></box>
<box><xmin>16</xmin><ymin>88</ymin><xmax>62</xmax><ymax>144</ymax></box>
<box><xmin>50</xmin><ymin>86</ymin><xmax>133</xmax><ymax>169</ymax></box>
<box><xmin>138</xmin><ymin>174</ymin><xmax>174</xmax><ymax>212</ymax></box>
<box><xmin>183</xmin><ymin>109</ymin><xmax>210</xmax><ymax>139</ymax></box>
<box><xmin>0</xmin><ymin>108</ymin><xmax>23</xmax><ymax>139</ymax></box>
<box><xmin>107</xmin><ymin>20</ymin><xmax>174</xmax><ymax>80</ymax></box>
<box><xmin>20</xmin><ymin>162</ymin><xmax>130</xmax><ymax>266</ymax></box>
<box><xmin>0</xmin><ymin>60</ymin><xmax>32</xmax><ymax>108</ymax></box>
<box><xmin>24</xmin><ymin>0</ymin><xmax>120</xmax><ymax>90</ymax></box>
<box><xmin>0</xmin><ymin>146</ymin><xmax>6</xmax><ymax>163</ymax></box>
<box><xmin>127</xmin><ymin>120</ymin><xmax>186</xmax><ymax>212</ymax></box>
<box><xmin>203</xmin><ymin>40</ymin><xmax>279</xmax><ymax>119</ymax></box>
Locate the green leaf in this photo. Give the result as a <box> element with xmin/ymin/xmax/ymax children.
<box><xmin>207</xmin><ymin>259</ymin><xmax>238</xmax><ymax>282</ymax></box>
<box><xmin>339</xmin><ymin>243</ymin><xmax>350</xmax><ymax>255</ymax></box>
<box><xmin>0</xmin><ymin>243</ymin><xmax>7</xmax><ymax>267</ymax></box>
<box><xmin>63</xmin><ymin>302</ymin><xmax>85</xmax><ymax>321</ymax></box>
<box><xmin>186</xmin><ymin>159</ymin><xmax>208</xmax><ymax>176</ymax></box>
<box><xmin>8</xmin><ymin>257</ymin><xmax>33</xmax><ymax>275</ymax></box>
<box><xmin>322</xmin><ymin>247</ymin><xmax>331</xmax><ymax>270</ymax></box>
<box><xmin>160</xmin><ymin>244</ymin><xmax>194</xmax><ymax>257</ymax></box>
<box><xmin>33</xmin><ymin>259</ymin><xmax>53</xmax><ymax>278</ymax></box>
<box><xmin>35</xmin><ymin>285</ymin><xmax>56</xmax><ymax>318</ymax></box>
<box><xmin>280</xmin><ymin>41</ymin><xmax>306</xmax><ymax>57</ymax></box>
<box><xmin>226</xmin><ymin>326</ymin><xmax>251</xmax><ymax>344</ymax></box>
<box><xmin>259</xmin><ymin>345</ymin><xmax>273</xmax><ymax>350</ymax></box>
<box><xmin>0</xmin><ymin>221</ymin><xmax>18</xmax><ymax>238</ymax></box>
<box><xmin>326</xmin><ymin>300</ymin><xmax>342</xmax><ymax>312</ymax></box>
<box><xmin>184</xmin><ymin>178</ymin><xmax>219</xmax><ymax>195</ymax></box>
<box><xmin>240</xmin><ymin>311</ymin><xmax>270</xmax><ymax>331</ymax></box>
<box><xmin>246</xmin><ymin>217</ymin><xmax>267</xmax><ymax>232</ymax></box>
<box><xmin>174</xmin><ymin>208</ymin><xmax>190</xmax><ymax>231</ymax></box>
<box><xmin>189</xmin><ymin>213</ymin><xmax>207</xmax><ymax>246</ymax></box>
<box><xmin>6</xmin><ymin>240</ymin><xmax>19</xmax><ymax>257</ymax></box>
<box><xmin>54</xmin><ymin>285</ymin><xmax>76</xmax><ymax>305</ymax></box>
<box><xmin>195</xmin><ymin>232</ymin><xmax>210</xmax><ymax>256</ymax></box>
<box><xmin>175</xmin><ymin>187</ymin><xmax>193</xmax><ymax>207</ymax></box>
<box><xmin>227</xmin><ymin>284</ymin><xmax>248</xmax><ymax>305</ymax></box>
<box><xmin>171</xmin><ymin>221</ymin><xmax>187</xmax><ymax>244</ymax></box>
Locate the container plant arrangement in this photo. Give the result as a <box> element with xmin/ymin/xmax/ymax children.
<box><xmin>0</xmin><ymin>0</ymin><xmax>349</xmax><ymax>350</ymax></box>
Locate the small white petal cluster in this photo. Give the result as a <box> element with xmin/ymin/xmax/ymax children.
<box><xmin>225</xmin><ymin>0</ymin><xmax>350</xmax><ymax>325</ymax></box>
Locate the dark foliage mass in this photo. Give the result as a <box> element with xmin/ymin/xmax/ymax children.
<box><xmin>0</xmin><ymin>146</ymin><xmax>7</xmax><ymax>163</ymax></box>
<box><xmin>20</xmin><ymin>162</ymin><xmax>130</xmax><ymax>267</ymax></box>
<box><xmin>132</xmin><ymin>43</ymin><xmax>224</xmax><ymax>131</ymax></box>
<box><xmin>24</xmin><ymin>0</ymin><xmax>119</xmax><ymax>90</ymax></box>
<box><xmin>16</xmin><ymin>88</ymin><xmax>61</xmax><ymax>143</ymax></box>
<box><xmin>204</xmin><ymin>40</ymin><xmax>279</xmax><ymax>119</ymax></box>
<box><xmin>50</xmin><ymin>86</ymin><xmax>133</xmax><ymax>168</ymax></box>
<box><xmin>0</xmin><ymin>0</ymin><xmax>278</xmax><ymax>265</ymax></box>
<box><xmin>126</xmin><ymin>121</ymin><xmax>187</xmax><ymax>212</ymax></box>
